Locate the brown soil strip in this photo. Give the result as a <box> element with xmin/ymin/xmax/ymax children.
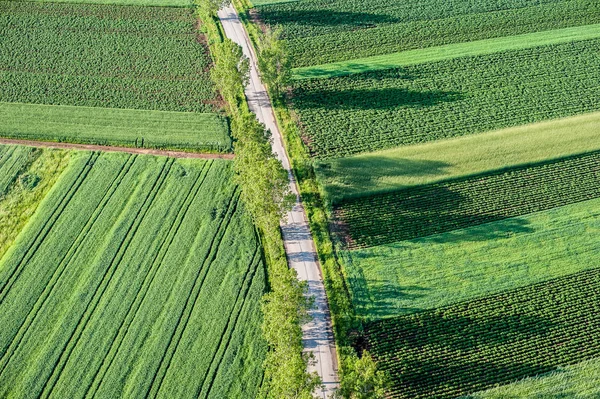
<box><xmin>0</xmin><ymin>138</ymin><xmax>235</xmax><ymax>160</ymax></box>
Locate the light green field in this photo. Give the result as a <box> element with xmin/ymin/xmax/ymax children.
<box><xmin>464</xmin><ymin>359</ymin><xmax>600</xmax><ymax>399</ymax></box>
<box><xmin>0</xmin><ymin>102</ymin><xmax>231</xmax><ymax>153</ymax></box>
<box><xmin>0</xmin><ymin>152</ymin><xmax>266</xmax><ymax>398</ymax></box>
<box><xmin>16</xmin><ymin>0</ymin><xmax>193</xmax><ymax>7</ymax></box>
<box><xmin>293</xmin><ymin>23</ymin><xmax>600</xmax><ymax>79</ymax></box>
<box><xmin>316</xmin><ymin>112</ymin><xmax>600</xmax><ymax>203</ymax></box>
<box><xmin>343</xmin><ymin>197</ymin><xmax>600</xmax><ymax>320</ymax></box>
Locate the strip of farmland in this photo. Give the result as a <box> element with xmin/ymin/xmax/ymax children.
<box><xmin>293</xmin><ymin>23</ymin><xmax>600</xmax><ymax>79</ymax></box>
<box><xmin>258</xmin><ymin>0</ymin><xmax>600</xmax><ymax>67</ymax></box>
<box><xmin>364</xmin><ymin>268</ymin><xmax>600</xmax><ymax>399</ymax></box>
<box><xmin>0</xmin><ymin>103</ymin><xmax>231</xmax><ymax>153</ymax></box>
<box><xmin>291</xmin><ymin>39</ymin><xmax>600</xmax><ymax>158</ymax></box>
<box><xmin>0</xmin><ymin>152</ymin><xmax>266</xmax><ymax>398</ymax></box>
<box><xmin>316</xmin><ymin>111</ymin><xmax>600</xmax><ymax>202</ymax></box>
<box><xmin>342</xmin><ymin>196</ymin><xmax>600</xmax><ymax>319</ymax></box>
<box><xmin>0</xmin><ymin>2</ymin><xmax>218</xmax><ymax>113</ymax></box>
<box><xmin>335</xmin><ymin>150</ymin><xmax>600</xmax><ymax>248</ymax></box>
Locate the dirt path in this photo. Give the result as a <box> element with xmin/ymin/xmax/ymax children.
<box><xmin>0</xmin><ymin>138</ymin><xmax>234</xmax><ymax>159</ymax></box>
<box><xmin>217</xmin><ymin>5</ymin><xmax>339</xmax><ymax>398</ymax></box>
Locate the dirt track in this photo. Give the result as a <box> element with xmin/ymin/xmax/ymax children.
<box><xmin>0</xmin><ymin>138</ymin><xmax>234</xmax><ymax>159</ymax></box>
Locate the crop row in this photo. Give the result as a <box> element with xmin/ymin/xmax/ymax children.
<box><xmin>257</xmin><ymin>0</ymin><xmax>600</xmax><ymax>67</ymax></box>
<box><xmin>291</xmin><ymin>39</ymin><xmax>600</xmax><ymax>158</ymax></box>
<box><xmin>0</xmin><ymin>2</ymin><xmax>217</xmax><ymax>113</ymax></box>
<box><xmin>335</xmin><ymin>150</ymin><xmax>600</xmax><ymax>248</ymax></box>
<box><xmin>363</xmin><ymin>268</ymin><xmax>600</xmax><ymax>399</ymax></box>
<box><xmin>0</xmin><ymin>153</ymin><xmax>266</xmax><ymax>398</ymax></box>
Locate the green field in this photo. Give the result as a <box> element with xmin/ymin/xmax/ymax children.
<box><xmin>291</xmin><ymin>39</ymin><xmax>600</xmax><ymax>158</ymax></box>
<box><xmin>0</xmin><ymin>150</ymin><xmax>266</xmax><ymax>398</ymax></box>
<box><xmin>343</xmin><ymin>197</ymin><xmax>600</xmax><ymax>319</ymax></box>
<box><xmin>364</xmin><ymin>268</ymin><xmax>600</xmax><ymax>399</ymax></box>
<box><xmin>465</xmin><ymin>359</ymin><xmax>600</xmax><ymax>399</ymax></box>
<box><xmin>22</xmin><ymin>0</ymin><xmax>193</xmax><ymax>6</ymax></box>
<box><xmin>1</xmin><ymin>103</ymin><xmax>231</xmax><ymax>153</ymax></box>
<box><xmin>257</xmin><ymin>0</ymin><xmax>600</xmax><ymax>67</ymax></box>
<box><xmin>315</xmin><ymin>112</ymin><xmax>600</xmax><ymax>202</ymax></box>
<box><xmin>293</xmin><ymin>23</ymin><xmax>600</xmax><ymax>79</ymax></box>
<box><xmin>0</xmin><ymin>2</ymin><xmax>217</xmax><ymax>113</ymax></box>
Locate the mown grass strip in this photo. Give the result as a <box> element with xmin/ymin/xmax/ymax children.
<box><xmin>335</xmin><ymin>150</ymin><xmax>600</xmax><ymax>248</ymax></box>
<box><xmin>316</xmin><ymin>112</ymin><xmax>600</xmax><ymax>203</ymax></box>
<box><xmin>293</xmin><ymin>23</ymin><xmax>600</xmax><ymax>79</ymax></box>
<box><xmin>343</xmin><ymin>196</ymin><xmax>600</xmax><ymax>320</ymax></box>
<box><xmin>0</xmin><ymin>102</ymin><xmax>231</xmax><ymax>153</ymax></box>
<box><xmin>364</xmin><ymin>268</ymin><xmax>600</xmax><ymax>399</ymax></box>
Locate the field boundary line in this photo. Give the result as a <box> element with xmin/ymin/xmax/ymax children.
<box><xmin>292</xmin><ymin>23</ymin><xmax>600</xmax><ymax>79</ymax></box>
<box><xmin>145</xmin><ymin>189</ymin><xmax>241</xmax><ymax>398</ymax></box>
<box><xmin>0</xmin><ymin>152</ymin><xmax>98</xmax><ymax>305</ymax></box>
<box><xmin>0</xmin><ymin>154</ymin><xmax>136</xmax><ymax>376</ymax></box>
<box><xmin>82</xmin><ymin>161</ymin><xmax>213</xmax><ymax>398</ymax></box>
<box><xmin>0</xmin><ymin>138</ymin><xmax>234</xmax><ymax>160</ymax></box>
<box><xmin>38</xmin><ymin>158</ymin><xmax>175</xmax><ymax>398</ymax></box>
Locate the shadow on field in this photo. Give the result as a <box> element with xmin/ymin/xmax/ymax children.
<box><xmin>315</xmin><ymin>157</ymin><xmax>452</xmax><ymax>201</ymax></box>
<box><xmin>293</xmin><ymin>86</ymin><xmax>461</xmax><ymax>111</ymax></box>
<box><xmin>258</xmin><ymin>10</ymin><xmax>399</xmax><ymax>29</ymax></box>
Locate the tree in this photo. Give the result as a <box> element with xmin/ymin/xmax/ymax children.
<box><xmin>336</xmin><ymin>353</ymin><xmax>388</xmax><ymax>399</ymax></box>
<box><xmin>257</xmin><ymin>27</ymin><xmax>291</xmax><ymax>97</ymax></box>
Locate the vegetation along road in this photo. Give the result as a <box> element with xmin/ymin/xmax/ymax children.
<box><xmin>217</xmin><ymin>4</ymin><xmax>339</xmax><ymax>397</ymax></box>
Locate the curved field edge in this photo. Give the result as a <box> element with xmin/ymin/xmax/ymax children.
<box><xmin>0</xmin><ymin>153</ymin><xmax>267</xmax><ymax>398</ymax></box>
<box><xmin>315</xmin><ymin>111</ymin><xmax>600</xmax><ymax>203</ymax></box>
<box><xmin>462</xmin><ymin>358</ymin><xmax>600</xmax><ymax>399</ymax></box>
<box><xmin>0</xmin><ymin>102</ymin><xmax>232</xmax><ymax>154</ymax></box>
<box><xmin>293</xmin><ymin>23</ymin><xmax>600</xmax><ymax>79</ymax></box>
<box><xmin>342</xmin><ymin>196</ymin><xmax>600</xmax><ymax>320</ymax></box>
<box><xmin>0</xmin><ymin>146</ymin><xmax>70</xmax><ymax>263</ymax></box>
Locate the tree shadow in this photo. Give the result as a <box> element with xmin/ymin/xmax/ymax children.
<box><xmin>316</xmin><ymin>157</ymin><xmax>453</xmax><ymax>201</ymax></box>
<box><xmin>293</xmin><ymin>86</ymin><xmax>462</xmax><ymax>111</ymax></box>
<box><xmin>335</xmin><ymin>185</ymin><xmax>535</xmax><ymax>248</ymax></box>
<box><xmin>360</xmin><ymin>268</ymin><xmax>600</xmax><ymax>399</ymax></box>
<box><xmin>258</xmin><ymin>9</ymin><xmax>399</xmax><ymax>30</ymax></box>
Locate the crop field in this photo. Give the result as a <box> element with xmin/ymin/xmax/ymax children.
<box><xmin>334</xmin><ymin>150</ymin><xmax>600</xmax><ymax>248</ymax></box>
<box><xmin>343</xmin><ymin>196</ymin><xmax>600</xmax><ymax>319</ymax></box>
<box><xmin>23</xmin><ymin>0</ymin><xmax>193</xmax><ymax>6</ymax></box>
<box><xmin>0</xmin><ymin>146</ymin><xmax>40</xmax><ymax>198</ymax></box>
<box><xmin>1</xmin><ymin>102</ymin><xmax>231</xmax><ymax>153</ymax></box>
<box><xmin>0</xmin><ymin>151</ymin><xmax>267</xmax><ymax>398</ymax></box>
<box><xmin>0</xmin><ymin>2</ymin><xmax>217</xmax><ymax>113</ymax></box>
<box><xmin>257</xmin><ymin>0</ymin><xmax>600</xmax><ymax>67</ymax></box>
<box><xmin>291</xmin><ymin>39</ymin><xmax>600</xmax><ymax>158</ymax></box>
<box><xmin>364</xmin><ymin>268</ymin><xmax>600</xmax><ymax>399</ymax></box>
<box><xmin>315</xmin><ymin>111</ymin><xmax>600</xmax><ymax>202</ymax></box>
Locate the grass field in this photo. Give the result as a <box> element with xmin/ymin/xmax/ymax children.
<box><xmin>0</xmin><ymin>2</ymin><xmax>217</xmax><ymax>113</ymax></box>
<box><xmin>1</xmin><ymin>103</ymin><xmax>231</xmax><ymax>153</ymax></box>
<box><xmin>315</xmin><ymin>112</ymin><xmax>600</xmax><ymax>202</ymax></box>
<box><xmin>0</xmin><ymin>151</ymin><xmax>267</xmax><ymax>398</ymax></box>
<box><xmin>364</xmin><ymin>268</ymin><xmax>600</xmax><ymax>399</ymax></box>
<box><xmin>465</xmin><ymin>359</ymin><xmax>600</xmax><ymax>399</ymax></box>
<box><xmin>291</xmin><ymin>39</ymin><xmax>600</xmax><ymax>158</ymax></box>
<box><xmin>343</xmin><ymin>197</ymin><xmax>600</xmax><ymax>319</ymax></box>
<box><xmin>293</xmin><ymin>23</ymin><xmax>600</xmax><ymax>79</ymax></box>
<box><xmin>257</xmin><ymin>0</ymin><xmax>600</xmax><ymax>67</ymax></box>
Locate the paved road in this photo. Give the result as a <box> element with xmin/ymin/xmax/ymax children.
<box><xmin>0</xmin><ymin>138</ymin><xmax>234</xmax><ymax>159</ymax></box>
<box><xmin>217</xmin><ymin>5</ymin><xmax>339</xmax><ymax>397</ymax></box>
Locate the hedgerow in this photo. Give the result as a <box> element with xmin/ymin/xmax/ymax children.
<box><xmin>257</xmin><ymin>0</ymin><xmax>600</xmax><ymax>67</ymax></box>
<box><xmin>291</xmin><ymin>39</ymin><xmax>600</xmax><ymax>158</ymax></box>
<box><xmin>335</xmin><ymin>150</ymin><xmax>600</xmax><ymax>248</ymax></box>
<box><xmin>364</xmin><ymin>268</ymin><xmax>600</xmax><ymax>399</ymax></box>
<box><xmin>0</xmin><ymin>2</ymin><xmax>217</xmax><ymax>112</ymax></box>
